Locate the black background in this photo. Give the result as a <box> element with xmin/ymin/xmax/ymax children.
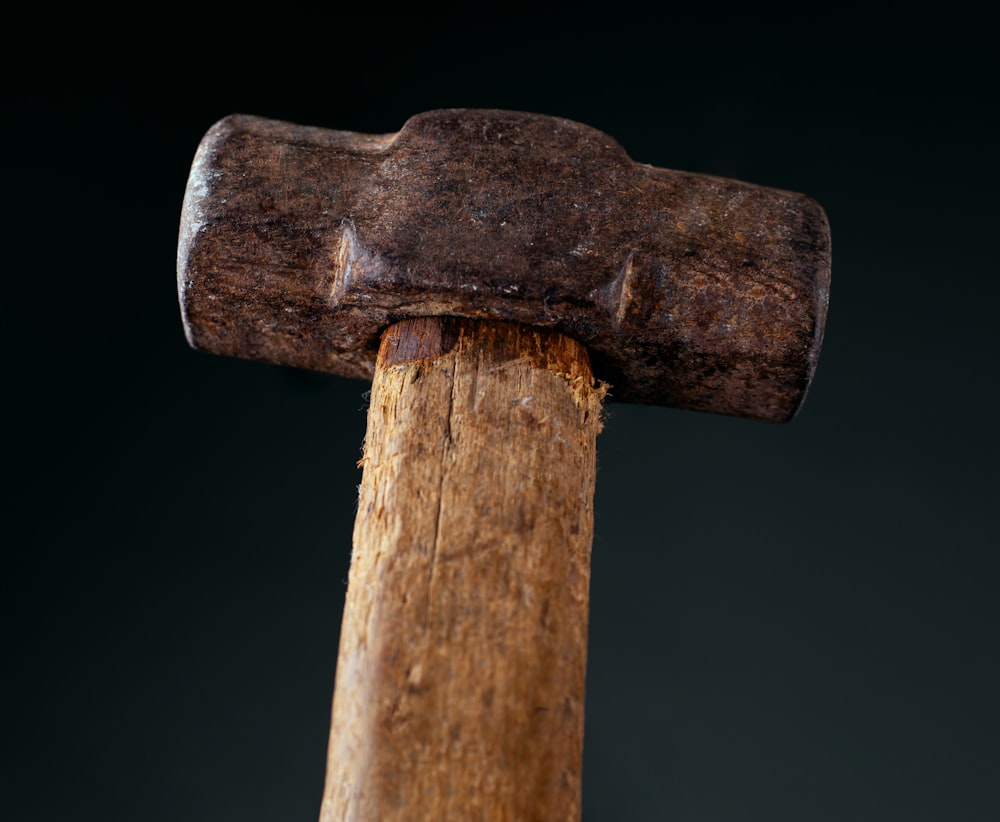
<box><xmin>7</xmin><ymin>4</ymin><xmax>998</xmax><ymax>820</ymax></box>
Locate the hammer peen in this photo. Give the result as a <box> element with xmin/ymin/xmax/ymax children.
<box><xmin>177</xmin><ymin>108</ymin><xmax>831</xmax><ymax>820</ymax></box>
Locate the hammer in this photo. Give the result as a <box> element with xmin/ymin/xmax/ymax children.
<box><xmin>176</xmin><ymin>108</ymin><xmax>830</xmax><ymax>821</ymax></box>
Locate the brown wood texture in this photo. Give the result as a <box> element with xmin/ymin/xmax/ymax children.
<box><xmin>319</xmin><ymin>317</ymin><xmax>607</xmax><ymax>822</ymax></box>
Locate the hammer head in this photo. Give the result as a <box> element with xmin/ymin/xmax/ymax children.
<box><xmin>177</xmin><ymin>109</ymin><xmax>830</xmax><ymax>422</ymax></box>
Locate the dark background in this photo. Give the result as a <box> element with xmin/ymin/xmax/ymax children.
<box><xmin>7</xmin><ymin>4</ymin><xmax>998</xmax><ymax>820</ymax></box>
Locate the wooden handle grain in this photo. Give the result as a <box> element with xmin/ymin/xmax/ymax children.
<box><xmin>319</xmin><ymin>317</ymin><xmax>607</xmax><ymax>821</ymax></box>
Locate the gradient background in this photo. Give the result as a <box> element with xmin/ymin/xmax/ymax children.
<box><xmin>7</xmin><ymin>4</ymin><xmax>998</xmax><ymax>820</ymax></box>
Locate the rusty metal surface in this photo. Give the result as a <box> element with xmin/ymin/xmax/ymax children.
<box><xmin>177</xmin><ymin>109</ymin><xmax>830</xmax><ymax>421</ymax></box>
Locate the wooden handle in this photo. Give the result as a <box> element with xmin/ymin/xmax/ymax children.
<box><xmin>319</xmin><ymin>317</ymin><xmax>607</xmax><ymax>821</ymax></box>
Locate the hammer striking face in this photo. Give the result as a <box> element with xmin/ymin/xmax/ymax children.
<box><xmin>178</xmin><ymin>109</ymin><xmax>830</xmax><ymax>420</ymax></box>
